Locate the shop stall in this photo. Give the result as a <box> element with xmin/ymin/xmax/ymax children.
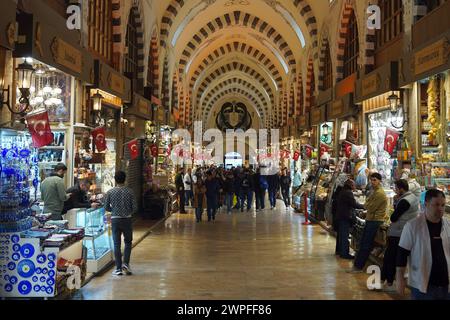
<box><xmin>399</xmin><ymin>25</ymin><xmax>450</xmax><ymax>213</ymax></box>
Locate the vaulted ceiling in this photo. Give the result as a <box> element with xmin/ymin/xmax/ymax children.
<box><xmin>156</xmin><ymin>0</ymin><xmax>331</xmax><ymax>129</ymax></box>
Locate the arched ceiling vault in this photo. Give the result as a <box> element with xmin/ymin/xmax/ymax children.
<box><xmin>158</xmin><ymin>0</ymin><xmax>331</xmax><ymax>127</ymax></box>
<box><xmin>203</xmin><ymin>84</ymin><xmax>268</xmax><ymax>120</ymax></box>
<box><xmin>202</xmin><ymin>77</ymin><xmax>269</xmax><ymax>112</ymax></box>
<box><xmin>194</xmin><ymin>61</ymin><xmax>276</xmax><ymax>108</ymax></box>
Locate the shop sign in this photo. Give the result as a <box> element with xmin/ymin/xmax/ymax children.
<box><xmin>157</xmin><ymin>108</ymin><xmax>165</xmax><ymax>122</ymax></box>
<box><xmin>50</xmin><ymin>38</ymin><xmax>82</xmax><ymax>74</ymax></box>
<box><xmin>311</xmin><ymin>107</ymin><xmax>324</xmax><ymax>125</ymax></box>
<box><xmin>109</xmin><ymin>72</ymin><xmax>125</xmax><ymax>96</ymax></box>
<box><xmin>138</xmin><ymin>98</ymin><xmax>150</xmax><ymax>115</ymax></box>
<box><xmin>90</xmin><ymin>89</ymin><xmax>122</xmax><ymax>109</ymax></box>
<box><xmin>361</xmin><ymin>73</ymin><xmax>380</xmax><ymax>97</ymax></box>
<box><xmin>414</xmin><ymin>39</ymin><xmax>450</xmax><ymax>76</ymax></box>
<box><xmin>330</xmin><ymin>100</ymin><xmax>344</xmax><ymax>119</ymax></box>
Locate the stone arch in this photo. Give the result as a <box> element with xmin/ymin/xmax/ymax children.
<box><xmin>292</xmin><ymin>0</ymin><xmax>319</xmax><ymax>59</ymax></box>
<box><xmin>318</xmin><ymin>33</ymin><xmax>332</xmax><ymax>91</ymax></box>
<box><xmin>305</xmin><ymin>57</ymin><xmax>315</xmax><ymax>112</ymax></box>
<box><xmin>178</xmin><ymin>11</ymin><xmax>296</xmax><ymax>75</ymax></box>
<box><xmin>194</xmin><ymin>62</ymin><xmax>275</xmax><ymax>108</ymax></box>
<box><xmin>188</xmin><ymin>41</ymin><xmax>284</xmax><ymax>91</ymax></box>
<box><xmin>296</xmin><ymin>72</ymin><xmax>304</xmax><ymax>116</ymax></box>
<box><xmin>147</xmin><ymin>27</ymin><xmax>160</xmax><ymax>98</ymax></box>
<box><xmin>160</xmin><ymin>0</ymin><xmax>185</xmax><ymax>48</ymax></box>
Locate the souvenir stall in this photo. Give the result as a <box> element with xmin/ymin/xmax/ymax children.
<box><xmin>399</xmin><ymin>24</ymin><xmax>450</xmax><ymax>213</ymax></box>
<box><xmin>13</xmin><ymin>2</ymin><xmax>95</xmax><ymax>187</ymax></box>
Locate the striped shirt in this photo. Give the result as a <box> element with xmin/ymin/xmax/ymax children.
<box><xmin>104</xmin><ymin>186</ymin><xmax>137</xmax><ymax>219</ymax></box>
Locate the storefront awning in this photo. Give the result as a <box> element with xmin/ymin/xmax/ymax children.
<box><xmin>399</xmin><ymin>30</ymin><xmax>450</xmax><ymax>86</ymax></box>
<box><xmin>94</xmin><ymin>60</ymin><xmax>131</xmax><ymax>103</ymax></box>
<box><xmin>0</xmin><ymin>0</ymin><xmax>16</xmax><ymax>50</ymax></box>
<box><xmin>14</xmin><ymin>3</ymin><xmax>94</xmax><ymax>84</ymax></box>
<box><xmin>125</xmin><ymin>93</ymin><xmax>152</xmax><ymax>120</ymax></box>
<box><xmin>355</xmin><ymin>61</ymin><xmax>399</xmax><ymax>103</ymax></box>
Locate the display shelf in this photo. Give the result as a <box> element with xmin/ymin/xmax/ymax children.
<box><xmin>40</xmin><ymin>146</ymin><xmax>65</xmax><ymax>150</ymax></box>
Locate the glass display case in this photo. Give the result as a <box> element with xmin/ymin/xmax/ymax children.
<box><xmin>74</xmin><ymin>207</ymin><xmax>112</xmax><ymax>273</ymax></box>
<box><xmin>309</xmin><ymin>163</ymin><xmax>335</xmax><ymax>221</ymax></box>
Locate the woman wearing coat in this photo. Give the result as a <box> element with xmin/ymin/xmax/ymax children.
<box><xmin>193</xmin><ymin>173</ymin><xmax>207</xmax><ymax>223</ymax></box>
<box><xmin>335</xmin><ymin>179</ymin><xmax>365</xmax><ymax>259</ymax></box>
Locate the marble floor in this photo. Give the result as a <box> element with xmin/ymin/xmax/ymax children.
<box><xmin>75</xmin><ymin>204</ymin><xmax>400</xmax><ymax>300</ymax></box>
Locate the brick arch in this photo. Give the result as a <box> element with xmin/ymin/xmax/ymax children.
<box><xmin>178</xmin><ymin>11</ymin><xmax>296</xmax><ymax>76</ymax></box>
<box><xmin>296</xmin><ymin>72</ymin><xmax>304</xmax><ymax>116</ymax></box>
<box><xmin>147</xmin><ymin>29</ymin><xmax>160</xmax><ymax>98</ymax></box>
<box><xmin>292</xmin><ymin>0</ymin><xmax>319</xmax><ymax>59</ymax></box>
<box><xmin>160</xmin><ymin>0</ymin><xmax>185</xmax><ymax>48</ymax></box>
<box><xmin>172</xmin><ymin>73</ymin><xmax>179</xmax><ymax>118</ymax></box>
<box><xmin>194</xmin><ymin>62</ymin><xmax>275</xmax><ymax>108</ymax></box>
<box><xmin>123</xmin><ymin>4</ymin><xmax>145</xmax><ymax>88</ymax></box>
<box><xmin>203</xmin><ymin>78</ymin><xmax>270</xmax><ymax>112</ymax></box>
<box><xmin>289</xmin><ymin>82</ymin><xmax>295</xmax><ymax>118</ymax></box>
<box><xmin>305</xmin><ymin>58</ymin><xmax>315</xmax><ymax>112</ymax></box>
<box><xmin>318</xmin><ymin>35</ymin><xmax>332</xmax><ymax>91</ymax></box>
<box><xmin>189</xmin><ymin>41</ymin><xmax>284</xmax><ymax>92</ymax></box>
<box><xmin>161</xmin><ymin>56</ymin><xmax>170</xmax><ymax>111</ymax></box>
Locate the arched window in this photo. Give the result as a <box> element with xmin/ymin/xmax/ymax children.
<box><xmin>376</xmin><ymin>0</ymin><xmax>403</xmax><ymax>50</ymax></box>
<box><xmin>124</xmin><ymin>10</ymin><xmax>138</xmax><ymax>80</ymax></box>
<box><xmin>322</xmin><ymin>42</ymin><xmax>333</xmax><ymax>90</ymax></box>
<box><xmin>88</xmin><ymin>0</ymin><xmax>113</xmax><ymax>62</ymax></box>
<box><xmin>343</xmin><ymin>11</ymin><xmax>359</xmax><ymax>78</ymax></box>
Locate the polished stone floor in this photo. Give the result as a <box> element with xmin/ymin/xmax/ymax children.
<box><xmin>75</xmin><ymin>203</ymin><xmax>398</xmax><ymax>300</ymax></box>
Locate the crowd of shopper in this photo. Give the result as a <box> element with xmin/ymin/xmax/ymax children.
<box><xmin>175</xmin><ymin>165</ymin><xmax>300</xmax><ymax>222</ymax></box>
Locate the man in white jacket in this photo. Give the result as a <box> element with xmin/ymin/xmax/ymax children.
<box><xmin>396</xmin><ymin>189</ymin><xmax>450</xmax><ymax>300</ymax></box>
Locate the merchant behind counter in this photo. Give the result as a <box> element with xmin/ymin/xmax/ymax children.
<box><xmin>62</xmin><ymin>179</ymin><xmax>101</xmax><ymax>214</ymax></box>
<box><xmin>40</xmin><ymin>163</ymin><xmax>71</xmax><ymax>221</ymax></box>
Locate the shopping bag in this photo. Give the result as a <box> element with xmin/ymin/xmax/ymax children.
<box><xmin>233</xmin><ymin>195</ymin><xmax>237</xmax><ymax>206</ymax></box>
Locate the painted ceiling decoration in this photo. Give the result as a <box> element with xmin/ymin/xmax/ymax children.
<box><xmin>215</xmin><ymin>102</ymin><xmax>253</xmax><ymax>132</ymax></box>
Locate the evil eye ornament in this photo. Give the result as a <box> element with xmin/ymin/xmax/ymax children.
<box><xmin>9</xmin><ymin>276</ymin><xmax>18</xmax><ymax>284</ymax></box>
<box><xmin>42</xmin><ymin>268</ymin><xmax>48</xmax><ymax>274</ymax></box>
<box><xmin>47</xmin><ymin>261</ymin><xmax>55</xmax><ymax>269</ymax></box>
<box><xmin>37</xmin><ymin>254</ymin><xmax>46</xmax><ymax>264</ymax></box>
<box><xmin>36</xmin><ymin>267</ymin><xmax>42</xmax><ymax>274</ymax></box>
<box><xmin>46</xmin><ymin>278</ymin><xmax>55</xmax><ymax>286</ymax></box>
<box><xmin>4</xmin><ymin>283</ymin><xmax>13</xmax><ymax>292</ymax></box>
<box><xmin>48</xmin><ymin>270</ymin><xmax>55</xmax><ymax>277</ymax></box>
<box><xmin>17</xmin><ymin>260</ymin><xmax>35</xmax><ymax>278</ymax></box>
<box><xmin>40</xmin><ymin>276</ymin><xmax>46</xmax><ymax>283</ymax></box>
<box><xmin>40</xmin><ymin>286</ymin><xmax>46</xmax><ymax>292</ymax></box>
<box><xmin>48</xmin><ymin>253</ymin><xmax>56</xmax><ymax>261</ymax></box>
<box><xmin>7</xmin><ymin>262</ymin><xmax>16</xmax><ymax>270</ymax></box>
<box><xmin>18</xmin><ymin>281</ymin><xmax>32</xmax><ymax>295</ymax></box>
<box><xmin>33</xmin><ymin>285</ymin><xmax>41</xmax><ymax>292</ymax></box>
<box><xmin>46</xmin><ymin>286</ymin><xmax>53</xmax><ymax>294</ymax></box>
<box><xmin>12</xmin><ymin>244</ymin><xmax>20</xmax><ymax>252</ymax></box>
<box><xmin>12</xmin><ymin>253</ymin><xmax>20</xmax><ymax>261</ymax></box>
<box><xmin>32</xmin><ymin>276</ymin><xmax>38</xmax><ymax>282</ymax></box>
<box><xmin>11</xmin><ymin>235</ymin><xmax>19</xmax><ymax>243</ymax></box>
<box><xmin>4</xmin><ymin>275</ymin><xmax>9</xmax><ymax>281</ymax></box>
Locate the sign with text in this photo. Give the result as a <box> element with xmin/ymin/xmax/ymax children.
<box><xmin>50</xmin><ymin>38</ymin><xmax>82</xmax><ymax>74</ymax></box>
<box><xmin>414</xmin><ymin>39</ymin><xmax>450</xmax><ymax>76</ymax></box>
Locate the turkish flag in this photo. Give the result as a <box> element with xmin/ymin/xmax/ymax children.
<box><xmin>293</xmin><ymin>150</ymin><xmax>300</xmax><ymax>161</ymax></box>
<box><xmin>167</xmin><ymin>143</ymin><xmax>172</xmax><ymax>156</ymax></box>
<box><xmin>320</xmin><ymin>143</ymin><xmax>332</xmax><ymax>157</ymax></box>
<box><xmin>92</xmin><ymin>126</ymin><xmax>107</xmax><ymax>152</ymax></box>
<box><xmin>384</xmin><ymin>128</ymin><xmax>400</xmax><ymax>155</ymax></box>
<box><xmin>305</xmin><ymin>146</ymin><xmax>312</xmax><ymax>158</ymax></box>
<box><xmin>128</xmin><ymin>139</ymin><xmax>139</xmax><ymax>160</ymax></box>
<box><xmin>150</xmin><ymin>144</ymin><xmax>158</xmax><ymax>157</ymax></box>
<box><xmin>343</xmin><ymin>141</ymin><xmax>352</xmax><ymax>158</ymax></box>
<box><xmin>26</xmin><ymin>111</ymin><xmax>54</xmax><ymax>148</ymax></box>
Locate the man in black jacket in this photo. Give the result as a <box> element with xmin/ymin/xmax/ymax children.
<box><xmin>267</xmin><ymin>173</ymin><xmax>280</xmax><ymax>210</ymax></box>
<box><xmin>335</xmin><ymin>179</ymin><xmax>365</xmax><ymax>259</ymax></box>
<box><xmin>63</xmin><ymin>180</ymin><xmax>99</xmax><ymax>214</ymax></box>
<box><xmin>175</xmin><ymin>168</ymin><xmax>187</xmax><ymax>213</ymax></box>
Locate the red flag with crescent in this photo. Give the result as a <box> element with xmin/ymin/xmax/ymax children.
<box><xmin>293</xmin><ymin>150</ymin><xmax>300</xmax><ymax>161</ymax></box>
<box><xmin>320</xmin><ymin>143</ymin><xmax>332</xmax><ymax>157</ymax></box>
<box><xmin>92</xmin><ymin>126</ymin><xmax>107</xmax><ymax>152</ymax></box>
<box><xmin>344</xmin><ymin>141</ymin><xmax>352</xmax><ymax>158</ymax></box>
<box><xmin>26</xmin><ymin>111</ymin><xmax>54</xmax><ymax>148</ymax></box>
<box><xmin>128</xmin><ymin>139</ymin><xmax>139</xmax><ymax>160</ymax></box>
<box><xmin>384</xmin><ymin>128</ymin><xmax>400</xmax><ymax>155</ymax></box>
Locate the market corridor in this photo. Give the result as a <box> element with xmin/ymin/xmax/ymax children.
<box><xmin>75</xmin><ymin>206</ymin><xmax>395</xmax><ymax>300</ymax></box>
